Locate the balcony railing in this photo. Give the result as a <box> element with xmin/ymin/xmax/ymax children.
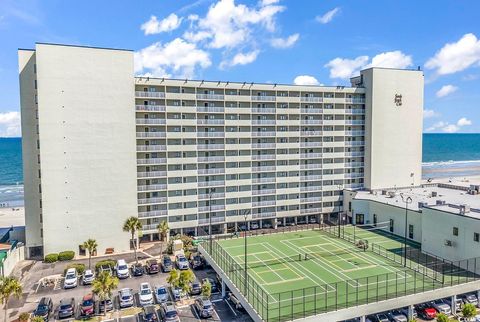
<box><xmin>300</xmin><ymin>97</ymin><xmax>323</xmax><ymax>103</ymax></box>
<box><xmin>300</xmin><ymin>197</ymin><xmax>322</xmax><ymax>203</ymax></box>
<box><xmin>252</xmin><ymin>119</ymin><xmax>276</xmax><ymax>125</ymax></box>
<box><xmin>300</xmin><ymin>175</ymin><xmax>323</xmax><ymax>181</ymax></box>
<box><xmin>196</xmin><ymin>94</ymin><xmax>225</xmax><ymax>100</ymax></box>
<box><xmin>300</xmin><ymin>164</ymin><xmax>322</xmax><ymax>169</ymax></box>
<box><xmin>252</xmin><ymin>189</ymin><xmax>276</xmax><ymax>196</ymax></box>
<box><xmin>251</xmin><ymin>96</ymin><xmax>276</xmax><ymax>101</ymax></box>
<box><xmin>252</xmin><ymin>132</ymin><xmax>276</xmax><ymax>137</ymax></box>
<box><xmin>300</xmin><ymin>153</ymin><xmax>322</xmax><ymax>158</ymax></box>
<box><xmin>137</xmin><ymin>145</ymin><xmax>167</xmax><ymax>152</ymax></box>
<box><xmin>252</xmin><ymin>212</ymin><xmax>276</xmax><ymax>219</ymax></box>
<box><xmin>138</xmin><ymin>197</ymin><xmax>168</xmax><ymax>204</ymax></box>
<box><xmin>252</xmin><ymin>177</ymin><xmax>276</xmax><ymax>184</ymax></box>
<box><xmin>136</xmin><ymin>118</ymin><xmax>166</xmax><ymax>125</ymax></box>
<box><xmin>137</xmin><ymin>171</ymin><xmax>167</xmax><ymax>178</ymax></box>
<box><xmin>300</xmin><ymin>142</ymin><xmax>322</xmax><ymax>147</ymax></box>
<box><xmin>198</xmin><ymin>216</ymin><xmax>226</xmax><ymax>224</ymax></box>
<box><xmin>345</xmin><ymin>97</ymin><xmax>365</xmax><ymax>104</ymax></box>
<box><xmin>198</xmin><ymin>180</ymin><xmax>225</xmax><ymax>187</ymax></box>
<box><xmin>346</xmin><ymin>108</ymin><xmax>365</xmax><ymax>114</ymax></box>
<box><xmin>252</xmin><ymin>108</ymin><xmax>276</xmax><ymax>113</ymax></box>
<box><xmin>345</xmin><ymin>120</ymin><xmax>365</xmax><ymax>125</ymax></box>
<box><xmin>301</xmin><ymin>120</ymin><xmax>323</xmax><ymax>125</ymax></box>
<box><xmin>252</xmin><ymin>166</ymin><xmax>276</xmax><ymax>172</ymax></box>
<box><xmin>197</xmin><ymin>144</ymin><xmax>225</xmax><ymax>150</ymax></box>
<box><xmin>345</xmin><ymin>183</ymin><xmax>363</xmax><ymax>189</ymax></box>
<box><xmin>135</xmin><ymin>91</ymin><xmax>165</xmax><ymax>98</ymax></box>
<box><xmin>300</xmin><ymin>186</ymin><xmax>322</xmax><ymax>192</ymax></box>
<box><xmin>345</xmin><ymin>141</ymin><xmax>365</xmax><ymax>146</ymax></box>
<box><xmin>345</xmin><ymin>151</ymin><xmax>364</xmax><ymax>157</ymax></box>
<box><xmin>197</xmin><ymin>106</ymin><xmax>224</xmax><ymax>113</ymax></box>
<box><xmin>252</xmin><ymin>200</ymin><xmax>276</xmax><ymax>207</ymax></box>
<box><xmin>345</xmin><ymin>131</ymin><xmax>365</xmax><ymax>136</ymax></box>
<box><xmin>198</xmin><ymin>204</ymin><xmax>225</xmax><ymax>212</ymax></box>
<box><xmin>197</xmin><ymin>132</ymin><xmax>224</xmax><ymax>138</ymax></box>
<box><xmin>198</xmin><ymin>156</ymin><xmax>225</xmax><ymax>162</ymax></box>
<box><xmin>138</xmin><ymin>210</ymin><xmax>167</xmax><ymax>218</ymax></box>
<box><xmin>345</xmin><ymin>172</ymin><xmax>364</xmax><ymax>178</ymax></box>
<box><xmin>198</xmin><ymin>168</ymin><xmax>225</xmax><ymax>175</ymax></box>
<box><xmin>137</xmin><ymin>184</ymin><xmax>167</xmax><ymax>191</ymax></box>
<box><xmin>197</xmin><ymin>119</ymin><xmax>225</xmax><ymax>125</ymax></box>
<box><xmin>301</xmin><ymin>108</ymin><xmax>323</xmax><ymax>113</ymax></box>
<box><xmin>136</xmin><ymin>105</ymin><xmax>166</xmax><ymax>112</ymax></box>
<box><xmin>198</xmin><ymin>192</ymin><xmax>225</xmax><ymax>200</ymax></box>
<box><xmin>300</xmin><ymin>207</ymin><xmax>322</xmax><ymax>214</ymax></box>
<box><xmin>252</xmin><ymin>143</ymin><xmax>275</xmax><ymax>148</ymax></box>
<box><xmin>136</xmin><ymin>132</ymin><xmax>166</xmax><ymax>138</ymax></box>
<box><xmin>345</xmin><ymin>162</ymin><xmax>365</xmax><ymax>167</ymax></box>
<box><xmin>252</xmin><ymin>154</ymin><xmax>275</xmax><ymax>160</ymax></box>
<box><xmin>137</xmin><ymin>158</ymin><xmax>167</xmax><ymax>165</ymax></box>
<box><xmin>301</xmin><ymin>131</ymin><xmax>323</xmax><ymax>136</ymax></box>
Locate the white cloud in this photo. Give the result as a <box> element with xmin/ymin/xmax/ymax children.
<box><xmin>457</xmin><ymin>117</ymin><xmax>472</xmax><ymax>126</ymax></box>
<box><xmin>423</xmin><ymin>109</ymin><xmax>439</xmax><ymax>119</ymax></box>
<box><xmin>436</xmin><ymin>84</ymin><xmax>458</xmax><ymax>98</ymax></box>
<box><xmin>425</xmin><ymin>33</ymin><xmax>480</xmax><ymax>75</ymax></box>
<box><xmin>141</xmin><ymin>14</ymin><xmax>183</xmax><ymax>35</ymax></box>
<box><xmin>270</xmin><ymin>33</ymin><xmax>299</xmax><ymax>49</ymax></box>
<box><xmin>293</xmin><ymin>75</ymin><xmax>321</xmax><ymax>86</ymax></box>
<box><xmin>325</xmin><ymin>50</ymin><xmax>413</xmax><ymax>79</ymax></box>
<box><xmin>261</xmin><ymin>0</ymin><xmax>280</xmax><ymax>5</ymax></box>
<box><xmin>316</xmin><ymin>7</ymin><xmax>340</xmax><ymax>24</ymax></box>
<box><xmin>442</xmin><ymin>124</ymin><xmax>460</xmax><ymax>133</ymax></box>
<box><xmin>134</xmin><ymin>38</ymin><xmax>211</xmax><ymax>78</ymax></box>
<box><xmin>221</xmin><ymin>50</ymin><xmax>260</xmax><ymax>68</ymax></box>
<box><xmin>0</xmin><ymin>112</ymin><xmax>21</xmax><ymax>137</ymax></box>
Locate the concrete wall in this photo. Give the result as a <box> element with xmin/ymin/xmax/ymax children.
<box><xmin>362</xmin><ymin>68</ymin><xmax>423</xmax><ymax>190</ymax></box>
<box><xmin>34</xmin><ymin>44</ymin><xmax>138</xmax><ymax>255</ymax></box>
<box><xmin>1</xmin><ymin>245</ymin><xmax>25</xmax><ymax>277</ymax></box>
<box><xmin>18</xmin><ymin>49</ymin><xmax>44</xmax><ymax>257</ymax></box>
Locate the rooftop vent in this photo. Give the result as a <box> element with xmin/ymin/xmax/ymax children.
<box><xmin>436</xmin><ymin>200</ymin><xmax>446</xmax><ymax>205</ymax></box>
<box><xmin>418</xmin><ymin>202</ymin><xmax>428</xmax><ymax>208</ymax></box>
<box><xmin>460</xmin><ymin>204</ymin><xmax>471</xmax><ymax>215</ymax></box>
<box><xmin>431</xmin><ymin>191</ymin><xmax>437</xmax><ymax>197</ymax></box>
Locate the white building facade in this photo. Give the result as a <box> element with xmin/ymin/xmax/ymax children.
<box><xmin>19</xmin><ymin>43</ymin><xmax>424</xmax><ymax>258</ymax></box>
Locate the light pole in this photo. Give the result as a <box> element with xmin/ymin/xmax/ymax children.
<box><xmin>242</xmin><ymin>209</ymin><xmax>251</xmax><ymax>293</ymax></box>
<box><xmin>401</xmin><ymin>194</ymin><xmax>412</xmax><ymax>267</ymax></box>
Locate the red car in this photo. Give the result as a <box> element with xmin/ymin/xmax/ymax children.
<box><xmin>415</xmin><ymin>303</ymin><xmax>436</xmax><ymax>320</ymax></box>
<box><xmin>80</xmin><ymin>294</ymin><xmax>95</xmax><ymax>316</ymax></box>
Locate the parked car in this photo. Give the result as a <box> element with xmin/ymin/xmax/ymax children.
<box><xmin>33</xmin><ymin>297</ymin><xmax>53</xmax><ymax>321</ymax></box>
<box><xmin>190</xmin><ymin>280</ymin><xmax>202</xmax><ymax>296</ymax></box>
<box><xmin>80</xmin><ymin>293</ymin><xmax>95</xmax><ymax>317</ymax></box>
<box><xmin>63</xmin><ymin>268</ymin><xmax>78</xmax><ymax>289</ymax></box>
<box><xmin>387</xmin><ymin>310</ymin><xmax>407</xmax><ymax>322</ymax></box>
<box><xmin>415</xmin><ymin>303</ymin><xmax>437</xmax><ymax>320</ymax></box>
<box><xmin>461</xmin><ymin>293</ymin><xmax>479</xmax><ymax>306</ymax></box>
<box><xmin>263</xmin><ymin>221</ymin><xmax>273</xmax><ymax>229</ymax></box>
<box><xmin>399</xmin><ymin>307</ymin><xmax>417</xmax><ymax>319</ymax></box>
<box><xmin>238</xmin><ymin>223</ymin><xmax>248</xmax><ymax>231</ymax></box>
<box><xmin>140</xmin><ymin>282</ymin><xmax>154</xmax><ymax>306</ymax></box>
<box><xmin>175</xmin><ymin>254</ymin><xmax>189</xmax><ymax>270</ymax></box>
<box><xmin>58</xmin><ymin>298</ymin><xmax>75</xmax><ymax>319</ymax></box>
<box><xmin>142</xmin><ymin>304</ymin><xmax>158</xmax><ymax>322</ymax></box>
<box><xmin>276</xmin><ymin>220</ymin><xmax>284</xmax><ymax>227</ymax></box>
<box><xmin>160</xmin><ymin>302</ymin><xmax>180</xmax><ymax>322</ymax></box>
<box><xmin>82</xmin><ymin>269</ymin><xmax>95</xmax><ymax>285</ymax></box>
<box><xmin>445</xmin><ymin>297</ymin><xmax>463</xmax><ymax>312</ymax></box>
<box><xmin>154</xmin><ymin>285</ymin><xmax>169</xmax><ymax>303</ymax></box>
<box><xmin>146</xmin><ymin>259</ymin><xmax>160</xmax><ymax>274</ymax></box>
<box><xmin>374</xmin><ymin>313</ymin><xmax>390</xmax><ymax>322</ymax></box>
<box><xmin>202</xmin><ymin>277</ymin><xmax>219</xmax><ymax>293</ymax></box>
<box><xmin>118</xmin><ymin>288</ymin><xmax>134</xmax><ymax>308</ymax></box>
<box><xmin>99</xmin><ymin>298</ymin><xmax>114</xmax><ymax>312</ymax></box>
<box><xmin>228</xmin><ymin>292</ymin><xmax>243</xmax><ymax>310</ymax></box>
<box><xmin>116</xmin><ymin>259</ymin><xmax>130</xmax><ymax>279</ymax></box>
<box><xmin>190</xmin><ymin>254</ymin><xmax>204</xmax><ymax>270</ymax></box>
<box><xmin>98</xmin><ymin>264</ymin><xmax>113</xmax><ymax>276</ymax></box>
<box><xmin>250</xmin><ymin>222</ymin><xmax>259</xmax><ymax>230</ymax></box>
<box><xmin>297</xmin><ymin>217</ymin><xmax>307</xmax><ymax>225</ymax></box>
<box><xmin>194</xmin><ymin>297</ymin><xmax>214</xmax><ymax>318</ymax></box>
<box><xmin>171</xmin><ymin>287</ymin><xmax>183</xmax><ymax>302</ymax></box>
<box><xmin>161</xmin><ymin>255</ymin><xmax>173</xmax><ymax>272</ymax></box>
<box><xmin>431</xmin><ymin>299</ymin><xmax>452</xmax><ymax>315</ymax></box>
<box><xmin>131</xmin><ymin>262</ymin><xmax>145</xmax><ymax>277</ymax></box>
<box><xmin>309</xmin><ymin>216</ymin><xmax>317</xmax><ymax>224</ymax></box>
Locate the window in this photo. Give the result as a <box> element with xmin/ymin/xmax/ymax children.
<box><xmin>373</xmin><ymin>214</ymin><xmax>377</xmax><ymax>226</ymax></box>
<box><xmin>453</xmin><ymin>227</ymin><xmax>459</xmax><ymax>236</ymax></box>
<box><xmin>408</xmin><ymin>224</ymin><xmax>414</xmax><ymax>239</ymax></box>
<box><xmin>474</xmin><ymin>233</ymin><xmax>479</xmax><ymax>243</ymax></box>
<box><xmin>389</xmin><ymin>219</ymin><xmax>394</xmax><ymax>233</ymax></box>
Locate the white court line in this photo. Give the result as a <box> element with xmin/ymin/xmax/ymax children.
<box><xmin>252</xmin><ymin>253</ymin><xmax>286</xmax><ymax>282</ymax></box>
<box><xmin>222</xmin><ymin>242</ymin><xmax>268</xmax><ymax>249</ymax></box>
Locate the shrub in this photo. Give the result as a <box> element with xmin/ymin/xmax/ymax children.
<box><xmin>58</xmin><ymin>250</ymin><xmax>75</xmax><ymax>261</ymax></box>
<box><xmin>44</xmin><ymin>253</ymin><xmax>58</xmax><ymax>263</ymax></box>
<box><xmin>94</xmin><ymin>259</ymin><xmax>116</xmax><ymax>271</ymax></box>
<box><xmin>18</xmin><ymin>312</ymin><xmax>29</xmax><ymax>322</ymax></box>
<box><xmin>63</xmin><ymin>263</ymin><xmax>86</xmax><ymax>276</ymax></box>
<box><xmin>436</xmin><ymin>313</ymin><xmax>449</xmax><ymax>322</ymax></box>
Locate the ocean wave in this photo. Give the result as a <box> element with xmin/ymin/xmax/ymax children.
<box><xmin>422</xmin><ymin>160</ymin><xmax>480</xmax><ymax>167</ymax></box>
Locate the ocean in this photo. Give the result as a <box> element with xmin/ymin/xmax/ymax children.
<box><xmin>0</xmin><ymin>134</ymin><xmax>479</xmax><ymax>206</ymax></box>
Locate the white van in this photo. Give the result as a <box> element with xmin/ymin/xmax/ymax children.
<box><xmin>116</xmin><ymin>259</ymin><xmax>130</xmax><ymax>279</ymax></box>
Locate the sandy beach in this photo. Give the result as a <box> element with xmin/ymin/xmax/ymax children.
<box><xmin>0</xmin><ymin>206</ymin><xmax>25</xmax><ymax>227</ymax></box>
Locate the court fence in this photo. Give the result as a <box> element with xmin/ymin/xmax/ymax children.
<box><xmin>201</xmin><ymin>227</ymin><xmax>480</xmax><ymax>322</ymax></box>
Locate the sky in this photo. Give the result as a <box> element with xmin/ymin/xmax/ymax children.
<box><xmin>1</xmin><ymin>0</ymin><xmax>480</xmax><ymax>137</ymax></box>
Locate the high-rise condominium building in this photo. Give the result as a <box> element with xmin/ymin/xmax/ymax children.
<box><xmin>18</xmin><ymin>43</ymin><xmax>423</xmax><ymax>258</ymax></box>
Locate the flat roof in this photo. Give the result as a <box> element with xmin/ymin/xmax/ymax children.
<box><xmin>35</xmin><ymin>42</ymin><xmax>133</xmax><ymax>52</ymax></box>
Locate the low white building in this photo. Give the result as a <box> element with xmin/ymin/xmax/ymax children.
<box><xmin>344</xmin><ymin>180</ymin><xmax>480</xmax><ymax>262</ymax></box>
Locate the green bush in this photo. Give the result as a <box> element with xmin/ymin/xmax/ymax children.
<box><xmin>18</xmin><ymin>312</ymin><xmax>30</xmax><ymax>322</ymax></box>
<box><xmin>94</xmin><ymin>259</ymin><xmax>116</xmax><ymax>271</ymax></box>
<box><xmin>63</xmin><ymin>263</ymin><xmax>86</xmax><ymax>276</ymax></box>
<box><xmin>58</xmin><ymin>250</ymin><xmax>75</xmax><ymax>261</ymax></box>
<box><xmin>436</xmin><ymin>313</ymin><xmax>449</xmax><ymax>322</ymax></box>
<box><xmin>44</xmin><ymin>253</ymin><xmax>58</xmax><ymax>263</ymax></box>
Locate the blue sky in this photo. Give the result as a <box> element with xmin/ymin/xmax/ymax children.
<box><xmin>1</xmin><ymin>0</ymin><xmax>480</xmax><ymax>136</ymax></box>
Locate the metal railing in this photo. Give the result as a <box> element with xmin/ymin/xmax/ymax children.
<box><xmin>136</xmin><ymin>118</ymin><xmax>166</xmax><ymax>125</ymax></box>
<box><xmin>196</xmin><ymin>93</ymin><xmax>225</xmax><ymax>100</ymax></box>
<box><xmin>135</xmin><ymin>91</ymin><xmax>165</xmax><ymax>98</ymax></box>
<box><xmin>135</xmin><ymin>105</ymin><xmax>166</xmax><ymax>112</ymax></box>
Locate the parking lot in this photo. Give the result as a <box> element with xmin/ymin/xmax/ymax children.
<box><xmin>13</xmin><ymin>253</ymin><xmax>253</xmax><ymax>322</ymax></box>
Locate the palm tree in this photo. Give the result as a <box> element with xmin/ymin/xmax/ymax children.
<box><xmin>166</xmin><ymin>269</ymin><xmax>180</xmax><ymax>288</ymax></box>
<box><xmin>123</xmin><ymin>216</ymin><xmax>142</xmax><ymax>263</ymax></box>
<box><xmin>92</xmin><ymin>271</ymin><xmax>119</xmax><ymax>316</ymax></box>
<box><xmin>157</xmin><ymin>220</ymin><xmax>169</xmax><ymax>256</ymax></box>
<box><xmin>201</xmin><ymin>279</ymin><xmax>211</xmax><ymax>298</ymax></box>
<box><xmin>0</xmin><ymin>276</ymin><xmax>22</xmax><ymax>322</ymax></box>
<box><xmin>82</xmin><ymin>238</ymin><xmax>98</xmax><ymax>269</ymax></box>
<box><xmin>179</xmin><ymin>270</ymin><xmax>195</xmax><ymax>294</ymax></box>
<box><xmin>462</xmin><ymin>303</ymin><xmax>476</xmax><ymax>320</ymax></box>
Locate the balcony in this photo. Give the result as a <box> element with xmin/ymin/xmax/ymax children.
<box><xmin>301</xmin><ymin>207</ymin><xmax>322</xmax><ymax>214</ymax></box>
<box><xmin>345</xmin><ymin>151</ymin><xmax>364</xmax><ymax>157</ymax></box>
<box><xmin>252</xmin><ymin>189</ymin><xmax>276</xmax><ymax>196</ymax></box>
<box><xmin>345</xmin><ymin>162</ymin><xmax>364</xmax><ymax>167</ymax></box>
<box><xmin>300</xmin><ymin>97</ymin><xmax>323</xmax><ymax>103</ymax></box>
<box><xmin>252</xmin><ymin>143</ymin><xmax>275</xmax><ymax>148</ymax></box>
<box><xmin>137</xmin><ymin>145</ymin><xmax>167</xmax><ymax>152</ymax></box>
<box><xmin>136</xmin><ymin>118</ymin><xmax>166</xmax><ymax>125</ymax></box>
<box><xmin>138</xmin><ymin>210</ymin><xmax>167</xmax><ymax>218</ymax></box>
<box><xmin>252</xmin><ymin>200</ymin><xmax>276</xmax><ymax>207</ymax></box>
<box><xmin>137</xmin><ymin>184</ymin><xmax>167</xmax><ymax>191</ymax></box>
<box><xmin>197</xmin><ymin>106</ymin><xmax>224</xmax><ymax>113</ymax></box>
<box><xmin>138</xmin><ymin>171</ymin><xmax>167</xmax><ymax>178</ymax></box>
<box><xmin>345</xmin><ymin>172</ymin><xmax>364</xmax><ymax>178</ymax></box>
<box><xmin>252</xmin><ymin>154</ymin><xmax>276</xmax><ymax>160</ymax></box>
<box><xmin>135</xmin><ymin>91</ymin><xmax>165</xmax><ymax>98</ymax></box>
<box><xmin>198</xmin><ymin>180</ymin><xmax>225</xmax><ymax>187</ymax></box>
<box><xmin>345</xmin><ymin>141</ymin><xmax>365</xmax><ymax>146</ymax></box>
<box><xmin>196</xmin><ymin>93</ymin><xmax>225</xmax><ymax>100</ymax></box>
<box><xmin>137</xmin><ymin>158</ymin><xmax>167</xmax><ymax>165</ymax></box>
<box><xmin>301</xmin><ymin>120</ymin><xmax>322</xmax><ymax>125</ymax></box>
<box><xmin>198</xmin><ymin>216</ymin><xmax>226</xmax><ymax>224</ymax></box>
<box><xmin>300</xmin><ymin>197</ymin><xmax>322</xmax><ymax>203</ymax></box>
<box><xmin>198</xmin><ymin>204</ymin><xmax>225</xmax><ymax>212</ymax></box>
<box><xmin>346</xmin><ymin>109</ymin><xmax>365</xmax><ymax>115</ymax></box>
<box><xmin>252</xmin><ymin>166</ymin><xmax>276</xmax><ymax>172</ymax></box>
<box><xmin>197</xmin><ymin>144</ymin><xmax>225</xmax><ymax>150</ymax></box>
<box><xmin>198</xmin><ymin>168</ymin><xmax>225</xmax><ymax>175</ymax></box>
<box><xmin>252</xmin><ymin>212</ymin><xmax>276</xmax><ymax>219</ymax></box>
<box><xmin>136</xmin><ymin>105</ymin><xmax>166</xmax><ymax>112</ymax></box>
<box><xmin>301</xmin><ymin>108</ymin><xmax>323</xmax><ymax>113</ymax></box>
<box><xmin>198</xmin><ymin>156</ymin><xmax>225</xmax><ymax>162</ymax></box>
<box><xmin>252</xmin><ymin>108</ymin><xmax>276</xmax><ymax>113</ymax></box>
<box><xmin>300</xmin><ymin>164</ymin><xmax>322</xmax><ymax>169</ymax></box>
<box><xmin>345</xmin><ymin>183</ymin><xmax>363</xmax><ymax>189</ymax></box>
<box><xmin>252</xmin><ymin>119</ymin><xmax>276</xmax><ymax>125</ymax></box>
<box><xmin>345</xmin><ymin>131</ymin><xmax>365</xmax><ymax>136</ymax></box>
<box><xmin>198</xmin><ymin>192</ymin><xmax>225</xmax><ymax>200</ymax></box>
<box><xmin>142</xmin><ymin>224</ymin><xmax>160</xmax><ymax>231</ymax></box>
<box><xmin>251</xmin><ymin>96</ymin><xmax>276</xmax><ymax>101</ymax></box>
<box><xmin>197</xmin><ymin>119</ymin><xmax>225</xmax><ymax>125</ymax></box>
<box><xmin>136</xmin><ymin>132</ymin><xmax>166</xmax><ymax>138</ymax></box>
<box><xmin>345</xmin><ymin>97</ymin><xmax>365</xmax><ymax>104</ymax></box>
<box><xmin>345</xmin><ymin>120</ymin><xmax>365</xmax><ymax>125</ymax></box>
<box><xmin>300</xmin><ymin>153</ymin><xmax>322</xmax><ymax>158</ymax></box>
<box><xmin>138</xmin><ymin>197</ymin><xmax>168</xmax><ymax>205</ymax></box>
<box><xmin>300</xmin><ymin>175</ymin><xmax>323</xmax><ymax>181</ymax></box>
<box><xmin>251</xmin><ymin>131</ymin><xmax>276</xmax><ymax>137</ymax></box>
<box><xmin>300</xmin><ymin>186</ymin><xmax>322</xmax><ymax>192</ymax></box>
<box><xmin>197</xmin><ymin>132</ymin><xmax>224</xmax><ymax>138</ymax></box>
<box><xmin>300</xmin><ymin>142</ymin><xmax>322</xmax><ymax>147</ymax></box>
<box><xmin>252</xmin><ymin>177</ymin><xmax>276</xmax><ymax>184</ymax></box>
<box><xmin>301</xmin><ymin>131</ymin><xmax>322</xmax><ymax>136</ymax></box>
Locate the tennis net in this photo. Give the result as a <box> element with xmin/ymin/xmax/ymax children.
<box><xmin>232</xmin><ymin>254</ymin><xmax>304</xmax><ymax>270</ymax></box>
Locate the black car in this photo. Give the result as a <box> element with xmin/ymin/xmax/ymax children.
<box><xmin>98</xmin><ymin>298</ymin><xmax>114</xmax><ymax>313</ymax></box>
<box><xmin>161</xmin><ymin>255</ymin><xmax>173</xmax><ymax>273</ymax></box>
<box><xmin>142</xmin><ymin>304</ymin><xmax>158</xmax><ymax>322</ymax></box>
<box><xmin>190</xmin><ymin>280</ymin><xmax>202</xmax><ymax>295</ymax></box>
<box><xmin>33</xmin><ymin>297</ymin><xmax>53</xmax><ymax>321</ymax></box>
<box><xmin>131</xmin><ymin>263</ymin><xmax>145</xmax><ymax>276</ymax></box>
<box><xmin>146</xmin><ymin>259</ymin><xmax>160</xmax><ymax>274</ymax></box>
<box><xmin>202</xmin><ymin>278</ymin><xmax>219</xmax><ymax>293</ymax></box>
<box><xmin>190</xmin><ymin>254</ymin><xmax>204</xmax><ymax>270</ymax></box>
<box><xmin>58</xmin><ymin>298</ymin><xmax>75</xmax><ymax>319</ymax></box>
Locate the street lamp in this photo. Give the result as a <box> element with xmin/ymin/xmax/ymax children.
<box><xmin>242</xmin><ymin>209</ymin><xmax>251</xmax><ymax>293</ymax></box>
<box><xmin>400</xmin><ymin>194</ymin><xmax>412</xmax><ymax>267</ymax></box>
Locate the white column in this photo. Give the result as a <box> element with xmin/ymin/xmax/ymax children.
<box><xmin>477</xmin><ymin>290</ymin><xmax>480</xmax><ymax>308</ymax></box>
<box><xmin>247</xmin><ymin>221</ymin><xmax>251</xmax><ymax>230</ymax></box>
<box><xmin>273</xmin><ymin>219</ymin><xmax>278</xmax><ymax>229</ymax></box>
<box><xmin>282</xmin><ymin>217</ymin><xmax>286</xmax><ymax>226</ymax></box>
<box><xmin>223</xmin><ymin>223</ymin><xmax>228</xmax><ymax>234</ymax></box>
<box><xmin>451</xmin><ymin>295</ymin><xmax>457</xmax><ymax>313</ymax></box>
<box><xmin>221</xmin><ymin>280</ymin><xmax>226</xmax><ymax>297</ymax></box>
<box><xmin>294</xmin><ymin>217</ymin><xmax>298</xmax><ymax>225</ymax></box>
<box><xmin>359</xmin><ymin>315</ymin><xmax>365</xmax><ymax>322</ymax></box>
<box><xmin>407</xmin><ymin>304</ymin><xmax>414</xmax><ymax>319</ymax></box>
<box><xmin>259</xmin><ymin>221</ymin><xmax>263</xmax><ymax>229</ymax></box>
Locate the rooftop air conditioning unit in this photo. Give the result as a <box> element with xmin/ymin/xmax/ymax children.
<box><xmin>431</xmin><ymin>191</ymin><xmax>438</xmax><ymax>197</ymax></box>
<box><xmin>460</xmin><ymin>204</ymin><xmax>471</xmax><ymax>215</ymax></box>
<box><xmin>387</xmin><ymin>191</ymin><xmax>396</xmax><ymax>198</ymax></box>
<box><xmin>444</xmin><ymin>240</ymin><xmax>454</xmax><ymax>247</ymax></box>
<box><xmin>436</xmin><ymin>200</ymin><xmax>446</xmax><ymax>205</ymax></box>
<box><xmin>418</xmin><ymin>202</ymin><xmax>428</xmax><ymax>208</ymax></box>
<box><xmin>381</xmin><ymin>190</ymin><xmax>387</xmax><ymax>195</ymax></box>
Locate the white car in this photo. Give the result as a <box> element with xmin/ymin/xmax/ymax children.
<box><xmin>154</xmin><ymin>285</ymin><xmax>169</xmax><ymax>303</ymax></box>
<box><xmin>431</xmin><ymin>299</ymin><xmax>451</xmax><ymax>315</ymax></box>
<box><xmin>116</xmin><ymin>259</ymin><xmax>130</xmax><ymax>279</ymax></box>
<box><xmin>139</xmin><ymin>282</ymin><xmax>154</xmax><ymax>306</ymax></box>
<box><xmin>250</xmin><ymin>222</ymin><xmax>259</xmax><ymax>230</ymax></box>
<box><xmin>82</xmin><ymin>269</ymin><xmax>95</xmax><ymax>285</ymax></box>
<box><xmin>462</xmin><ymin>293</ymin><xmax>479</xmax><ymax>306</ymax></box>
<box><xmin>175</xmin><ymin>255</ymin><xmax>189</xmax><ymax>270</ymax></box>
<box><xmin>118</xmin><ymin>288</ymin><xmax>134</xmax><ymax>308</ymax></box>
<box><xmin>64</xmin><ymin>268</ymin><xmax>78</xmax><ymax>289</ymax></box>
